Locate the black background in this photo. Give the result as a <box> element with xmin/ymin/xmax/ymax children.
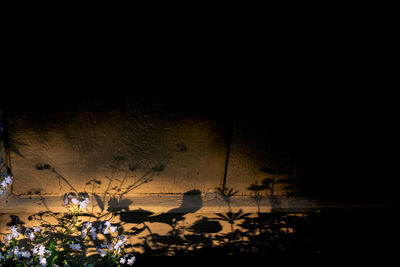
<box><xmin>3</xmin><ymin>1</ymin><xmax>398</xmax><ymax>204</ymax></box>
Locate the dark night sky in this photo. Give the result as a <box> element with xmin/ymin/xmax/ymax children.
<box><xmin>2</xmin><ymin>2</ymin><xmax>398</xmax><ymax>204</ymax></box>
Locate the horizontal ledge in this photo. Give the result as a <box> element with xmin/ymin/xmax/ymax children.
<box><xmin>0</xmin><ymin>192</ymin><xmax>318</xmax><ymax>214</ymax></box>
<box><xmin>2</xmin><ymin>193</ymin><xmax>398</xmax><ymax>214</ymax></box>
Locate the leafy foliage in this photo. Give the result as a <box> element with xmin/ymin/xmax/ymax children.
<box><xmin>0</xmin><ymin>177</ymin><xmax>136</xmax><ymax>266</ymax></box>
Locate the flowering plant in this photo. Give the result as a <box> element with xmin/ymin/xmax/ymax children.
<box><xmin>0</xmin><ymin>173</ymin><xmax>12</xmax><ymax>194</ymax></box>
<box><xmin>0</xmin><ymin>176</ymin><xmax>136</xmax><ymax>266</ymax></box>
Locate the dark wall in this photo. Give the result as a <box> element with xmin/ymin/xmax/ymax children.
<box><xmin>4</xmin><ymin>85</ymin><xmax>400</xmax><ymax>203</ymax></box>
<box><xmin>2</xmin><ymin>3</ymin><xmax>398</xmax><ymax>203</ymax></box>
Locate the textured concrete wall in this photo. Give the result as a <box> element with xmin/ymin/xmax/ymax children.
<box><xmin>6</xmin><ymin>98</ymin><xmax>228</xmax><ymax>196</ymax></box>
<box><xmin>0</xmin><ymin>95</ymin><xmax>318</xmax><ymax>262</ymax></box>
<box><xmin>3</xmin><ymin>93</ymin><xmax>304</xmax><ymax>200</ymax></box>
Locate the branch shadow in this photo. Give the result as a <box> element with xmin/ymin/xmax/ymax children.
<box><xmin>2</xmin><ymin>150</ymin><xmax>320</xmax><ymax>265</ymax></box>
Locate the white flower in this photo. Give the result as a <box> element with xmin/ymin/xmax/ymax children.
<box><xmin>69</xmin><ymin>242</ymin><xmax>81</xmax><ymax>251</ymax></box>
<box><xmin>114</xmin><ymin>239</ymin><xmax>125</xmax><ymax>251</ymax></box>
<box><xmin>90</xmin><ymin>227</ymin><xmax>97</xmax><ymax>240</ymax></box>
<box><xmin>119</xmin><ymin>235</ymin><xmax>127</xmax><ymax>243</ymax></box>
<box><xmin>79</xmin><ymin>197</ymin><xmax>90</xmax><ymax>209</ymax></box>
<box><xmin>40</xmin><ymin>257</ymin><xmax>47</xmax><ymax>266</ymax></box>
<box><xmin>39</xmin><ymin>245</ymin><xmax>46</xmax><ymax>256</ymax></box>
<box><xmin>10</xmin><ymin>225</ymin><xmax>19</xmax><ymax>238</ymax></box>
<box><xmin>4</xmin><ymin>176</ymin><xmax>12</xmax><ymax>185</ymax></box>
<box><xmin>83</xmin><ymin>222</ymin><xmax>92</xmax><ymax>229</ymax></box>
<box><xmin>110</xmin><ymin>226</ymin><xmax>117</xmax><ymax>233</ymax></box>
<box><xmin>13</xmin><ymin>246</ymin><xmax>20</xmax><ymax>256</ymax></box>
<box><xmin>127</xmin><ymin>256</ymin><xmax>136</xmax><ymax>265</ymax></box>
<box><xmin>0</xmin><ymin>176</ymin><xmax>12</xmax><ymax>194</ymax></box>
<box><xmin>33</xmin><ymin>226</ymin><xmax>42</xmax><ymax>233</ymax></box>
<box><xmin>120</xmin><ymin>257</ymin><xmax>126</xmax><ymax>264</ymax></box>
<box><xmin>81</xmin><ymin>228</ymin><xmax>87</xmax><ymax>238</ymax></box>
<box><xmin>99</xmin><ymin>250</ymin><xmax>107</xmax><ymax>257</ymax></box>
<box><xmin>102</xmin><ymin>227</ymin><xmax>109</xmax><ymax>234</ymax></box>
<box><xmin>28</xmin><ymin>232</ymin><xmax>35</xmax><ymax>241</ymax></box>
<box><xmin>71</xmin><ymin>198</ymin><xmax>79</xmax><ymax>205</ymax></box>
<box><xmin>21</xmin><ymin>251</ymin><xmax>31</xmax><ymax>258</ymax></box>
<box><xmin>35</xmin><ymin>245</ymin><xmax>46</xmax><ymax>256</ymax></box>
<box><xmin>4</xmin><ymin>234</ymin><xmax>12</xmax><ymax>244</ymax></box>
<box><xmin>102</xmin><ymin>221</ymin><xmax>116</xmax><ymax>235</ymax></box>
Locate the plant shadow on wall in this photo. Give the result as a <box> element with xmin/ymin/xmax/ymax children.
<box><xmin>114</xmin><ymin>185</ymin><xmax>319</xmax><ymax>263</ymax></box>
<box><xmin>1</xmin><ymin>148</ymin><xmax>320</xmax><ymax>265</ymax></box>
<box><xmin>28</xmin><ymin>143</ymin><xmax>175</xmax><ymax>223</ymax></box>
<box><xmin>2</xmin><ymin>189</ymin><xmax>320</xmax><ymax>266</ymax></box>
<box><xmin>0</xmin><ymin>145</ymin><xmax>178</xmax><ymax>265</ymax></box>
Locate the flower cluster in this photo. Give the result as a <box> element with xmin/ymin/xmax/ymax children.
<box><xmin>99</xmin><ymin>220</ymin><xmax>118</xmax><ymax>235</ymax></box>
<box><xmin>0</xmin><ymin>174</ymin><xmax>12</xmax><ymax>194</ymax></box>
<box><xmin>4</xmin><ymin>226</ymin><xmax>42</xmax><ymax>245</ymax></box>
<box><xmin>120</xmin><ymin>254</ymin><xmax>136</xmax><ymax>266</ymax></box>
<box><xmin>0</xmin><ymin>225</ymin><xmax>50</xmax><ymax>266</ymax></box>
<box><xmin>1</xmin><ymin>194</ymin><xmax>136</xmax><ymax>266</ymax></box>
<box><xmin>69</xmin><ymin>242</ymin><xmax>82</xmax><ymax>251</ymax></box>
<box><xmin>32</xmin><ymin>244</ymin><xmax>51</xmax><ymax>266</ymax></box>
<box><xmin>96</xmin><ymin>234</ymin><xmax>127</xmax><ymax>257</ymax></box>
<box><xmin>64</xmin><ymin>194</ymin><xmax>90</xmax><ymax>210</ymax></box>
<box><xmin>1</xmin><ymin>245</ymin><xmax>34</xmax><ymax>263</ymax></box>
<box><xmin>81</xmin><ymin>221</ymin><xmax>98</xmax><ymax>240</ymax></box>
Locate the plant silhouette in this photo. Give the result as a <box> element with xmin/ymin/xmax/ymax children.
<box><xmin>2</xmin><ymin>155</ymin><xmax>319</xmax><ymax>264</ymax></box>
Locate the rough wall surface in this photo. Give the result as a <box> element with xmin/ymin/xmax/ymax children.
<box><xmin>7</xmin><ymin>98</ymin><xmax>228</xmax><ymax>195</ymax></box>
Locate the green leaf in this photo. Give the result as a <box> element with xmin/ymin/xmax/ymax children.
<box><xmin>51</xmin><ymin>255</ymin><xmax>59</xmax><ymax>265</ymax></box>
<box><xmin>48</xmin><ymin>239</ymin><xmax>55</xmax><ymax>252</ymax></box>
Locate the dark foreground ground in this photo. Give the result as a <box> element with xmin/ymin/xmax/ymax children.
<box><xmin>129</xmin><ymin>207</ymin><xmax>400</xmax><ymax>267</ymax></box>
